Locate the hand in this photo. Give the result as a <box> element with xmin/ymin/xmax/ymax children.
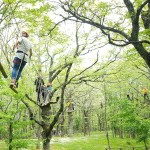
<box><xmin>13</xmin><ymin>45</ymin><xmax>16</xmax><ymax>51</ymax></box>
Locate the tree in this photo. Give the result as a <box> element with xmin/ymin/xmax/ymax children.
<box><xmin>21</xmin><ymin>21</ymin><xmax>101</xmax><ymax>149</ymax></box>
<box><xmin>59</xmin><ymin>0</ymin><xmax>150</xmax><ymax>68</ymax></box>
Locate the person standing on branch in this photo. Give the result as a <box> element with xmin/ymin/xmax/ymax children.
<box><xmin>10</xmin><ymin>31</ymin><xmax>33</xmax><ymax>88</ymax></box>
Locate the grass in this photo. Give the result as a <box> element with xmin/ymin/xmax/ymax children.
<box><xmin>50</xmin><ymin>132</ymin><xmax>148</xmax><ymax>150</ymax></box>
<box><xmin>0</xmin><ymin>132</ymin><xmax>149</xmax><ymax>150</ymax></box>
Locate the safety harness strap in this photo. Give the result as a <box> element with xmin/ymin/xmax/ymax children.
<box><xmin>17</xmin><ymin>50</ymin><xmax>28</xmax><ymax>56</ymax></box>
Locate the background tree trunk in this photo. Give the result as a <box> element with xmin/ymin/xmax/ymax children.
<box><xmin>83</xmin><ymin>110</ymin><xmax>90</xmax><ymax>136</ymax></box>
<box><xmin>67</xmin><ymin>112</ymin><xmax>73</xmax><ymax>136</ymax></box>
<box><xmin>60</xmin><ymin>112</ymin><xmax>65</xmax><ymax>137</ymax></box>
<box><xmin>8</xmin><ymin>121</ymin><xmax>13</xmax><ymax>150</ymax></box>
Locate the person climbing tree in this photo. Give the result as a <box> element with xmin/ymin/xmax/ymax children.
<box><xmin>142</xmin><ymin>87</ymin><xmax>149</xmax><ymax>100</ymax></box>
<box><xmin>42</xmin><ymin>82</ymin><xmax>52</xmax><ymax>102</ymax></box>
<box><xmin>34</xmin><ymin>75</ymin><xmax>45</xmax><ymax>103</ymax></box>
<box><xmin>66</xmin><ymin>100</ymin><xmax>75</xmax><ymax>112</ymax></box>
<box><xmin>10</xmin><ymin>31</ymin><xmax>33</xmax><ymax>88</ymax></box>
<box><xmin>41</xmin><ymin>82</ymin><xmax>52</xmax><ymax>105</ymax></box>
<box><xmin>127</xmin><ymin>94</ymin><xmax>131</xmax><ymax>100</ymax></box>
<box><xmin>46</xmin><ymin>82</ymin><xmax>52</xmax><ymax>92</ymax></box>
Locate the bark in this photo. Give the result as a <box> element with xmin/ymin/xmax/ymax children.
<box><xmin>83</xmin><ymin>110</ymin><xmax>90</xmax><ymax>136</ymax></box>
<box><xmin>133</xmin><ymin>43</ymin><xmax>150</xmax><ymax>68</ymax></box>
<box><xmin>42</xmin><ymin>129</ymin><xmax>52</xmax><ymax>150</ymax></box>
<box><xmin>8</xmin><ymin>121</ymin><xmax>13</xmax><ymax>150</ymax></box>
<box><xmin>0</xmin><ymin>62</ymin><xmax>8</xmax><ymax>78</ymax></box>
<box><xmin>67</xmin><ymin>112</ymin><xmax>73</xmax><ymax>136</ymax></box>
<box><xmin>60</xmin><ymin>113</ymin><xmax>65</xmax><ymax>137</ymax></box>
<box><xmin>41</xmin><ymin>105</ymin><xmax>52</xmax><ymax>150</ymax></box>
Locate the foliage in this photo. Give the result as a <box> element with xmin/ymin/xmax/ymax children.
<box><xmin>0</xmin><ymin>0</ymin><xmax>150</xmax><ymax>149</ymax></box>
<box><xmin>108</xmin><ymin>98</ymin><xmax>150</xmax><ymax>145</ymax></box>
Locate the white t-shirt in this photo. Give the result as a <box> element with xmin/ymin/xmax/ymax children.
<box><xmin>15</xmin><ymin>37</ymin><xmax>32</xmax><ymax>62</ymax></box>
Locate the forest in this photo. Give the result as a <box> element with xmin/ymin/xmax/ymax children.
<box><xmin>0</xmin><ymin>0</ymin><xmax>150</xmax><ymax>150</ymax></box>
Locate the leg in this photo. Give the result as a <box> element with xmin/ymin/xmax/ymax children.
<box><xmin>37</xmin><ymin>92</ymin><xmax>40</xmax><ymax>104</ymax></box>
<box><xmin>16</xmin><ymin>60</ymin><xmax>26</xmax><ymax>82</ymax></box>
<box><xmin>11</xmin><ymin>58</ymin><xmax>21</xmax><ymax>85</ymax></box>
<box><xmin>37</xmin><ymin>86</ymin><xmax>42</xmax><ymax>104</ymax></box>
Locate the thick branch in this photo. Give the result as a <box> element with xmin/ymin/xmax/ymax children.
<box><xmin>25</xmin><ymin>94</ymin><xmax>37</xmax><ymax>105</ymax></box>
<box><xmin>61</xmin><ymin>4</ymin><xmax>130</xmax><ymax>40</ymax></box>
<box><xmin>21</xmin><ymin>99</ymin><xmax>44</xmax><ymax>127</ymax></box>
<box><xmin>123</xmin><ymin>0</ymin><xmax>135</xmax><ymax>21</ymax></box>
<box><xmin>137</xmin><ymin>0</ymin><xmax>149</xmax><ymax>17</ymax></box>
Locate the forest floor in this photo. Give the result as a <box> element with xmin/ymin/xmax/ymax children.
<box><xmin>0</xmin><ymin>131</ymin><xmax>149</xmax><ymax>150</ymax></box>
<box><xmin>50</xmin><ymin>132</ymin><xmax>149</xmax><ymax>150</ymax></box>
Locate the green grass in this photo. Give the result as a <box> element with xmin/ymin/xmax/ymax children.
<box><xmin>50</xmin><ymin>132</ymin><xmax>148</xmax><ymax>150</ymax></box>
<box><xmin>0</xmin><ymin>132</ymin><xmax>149</xmax><ymax>150</ymax></box>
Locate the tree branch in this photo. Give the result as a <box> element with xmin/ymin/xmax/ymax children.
<box><xmin>21</xmin><ymin>99</ymin><xmax>44</xmax><ymax>127</ymax></box>
<box><xmin>61</xmin><ymin>3</ymin><xmax>130</xmax><ymax>40</ymax></box>
<box><xmin>25</xmin><ymin>94</ymin><xmax>37</xmax><ymax>105</ymax></box>
<box><xmin>123</xmin><ymin>0</ymin><xmax>135</xmax><ymax>21</ymax></box>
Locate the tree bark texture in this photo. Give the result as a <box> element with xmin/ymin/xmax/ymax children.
<box><xmin>41</xmin><ymin>105</ymin><xmax>52</xmax><ymax>150</ymax></box>
<box><xmin>8</xmin><ymin>121</ymin><xmax>13</xmax><ymax>150</ymax></box>
<box><xmin>83</xmin><ymin>110</ymin><xmax>90</xmax><ymax>136</ymax></box>
<box><xmin>67</xmin><ymin>112</ymin><xmax>73</xmax><ymax>136</ymax></box>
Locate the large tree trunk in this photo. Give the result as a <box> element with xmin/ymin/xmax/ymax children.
<box><xmin>133</xmin><ymin>43</ymin><xmax>150</xmax><ymax>68</ymax></box>
<box><xmin>42</xmin><ymin>130</ymin><xmax>52</xmax><ymax>150</ymax></box>
<box><xmin>41</xmin><ymin>105</ymin><xmax>52</xmax><ymax>150</ymax></box>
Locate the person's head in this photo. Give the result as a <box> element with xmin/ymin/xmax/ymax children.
<box><xmin>47</xmin><ymin>82</ymin><xmax>52</xmax><ymax>87</ymax></box>
<box><xmin>22</xmin><ymin>31</ymin><xmax>29</xmax><ymax>38</ymax></box>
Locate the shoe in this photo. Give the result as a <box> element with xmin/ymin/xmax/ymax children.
<box><xmin>16</xmin><ymin>82</ymin><xmax>18</xmax><ymax>88</ymax></box>
<box><xmin>10</xmin><ymin>79</ymin><xmax>16</xmax><ymax>88</ymax></box>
